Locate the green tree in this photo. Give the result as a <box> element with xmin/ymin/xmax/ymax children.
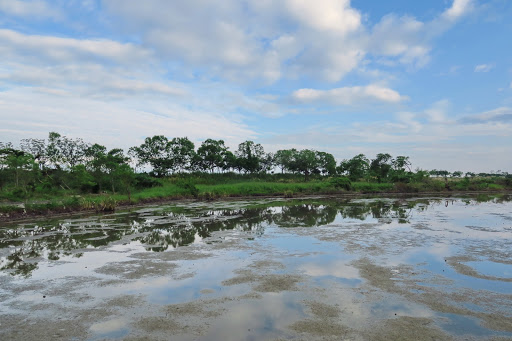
<box><xmin>274</xmin><ymin>149</ymin><xmax>295</xmax><ymax>173</ymax></box>
<box><xmin>289</xmin><ymin>149</ymin><xmax>319</xmax><ymax>180</ymax></box>
<box><xmin>222</xmin><ymin>150</ymin><xmax>238</xmax><ymax>173</ymax></box>
<box><xmin>316</xmin><ymin>151</ymin><xmax>336</xmax><ymax>176</ymax></box>
<box><xmin>236</xmin><ymin>140</ymin><xmax>265</xmax><ymax>174</ymax></box>
<box><xmin>260</xmin><ymin>152</ymin><xmax>275</xmax><ymax>174</ymax></box>
<box><xmin>338</xmin><ymin>154</ymin><xmax>369</xmax><ymax>181</ymax></box>
<box><xmin>452</xmin><ymin>171</ymin><xmax>463</xmax><ymax>177</ymax></box>
<box><xmin>196</xmin><ymin>139</ymin><xmax>228</xmax><ymax>173</ymax></box>
<box><xmin>129</xmin><ymin>135</ymin><xmax>173</xmax><ymax>177</ymax></box>
<box><xmin>0</xmin><ymin>148</ymin><xmax>37</xmax><ymax>194</ymax></box>
<box><xmin>168</xmin><ymin>137</ymin><xmax>195</xmax><ymax>173</ymax></box>
<box><xmin>390</xmin><ymin>155</ymin><xmax>413</xmax><ymax>183</ymax></box>
<box><xmin>370</xmin><ymin>153</ymin><xmax>393</xmax><ymax>183</ymax></box>
<box><xmin>393</xmin><ymin>156</ymin><xmax>411</xmax><ymax>172</ymax></box>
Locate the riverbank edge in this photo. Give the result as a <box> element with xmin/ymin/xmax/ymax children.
<box><xmin>1</xmin><ymin>189</ymin><xmax>510</xmax><ymax>224</ymax></box>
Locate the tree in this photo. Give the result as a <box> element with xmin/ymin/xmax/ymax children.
<box><xmin>129</xmin><ymin>135</ymin><xmax>173</xmax><ymax>177</ymax></box>
<box><xmin>168</xmin><ymin>137</ymin><xmax>195</xmax><ymax>173</ymax></box>
<box><xmin>338</xmin><ymin>154</ymin><xmax>369</xmax><ymax>181</ymax></box>
<box><xmin>289</xmin><ymin>149</ymin><xmax>319</xmax><ymax>180</ymax></box>
<box><xmin>316</xmin><ymin>151</ymin><xmax>336</xmax><ymax>176</ymax></box>
<box><xmin>274</xmin><ymin>149</ymin><xmax>295</xmax><ymax>173</ymax></box>
<box><xmin>103</xmin><ymin>148</ymin><xmax>130</xmax><ymax>193</ymax></box>
<box><xmin>20</xmin><ymin>138</ymin><xmax>47</xmax><ymax>170</ymax></box>
<box><xmin>44</xmin><ymin>132</ymin><xmax>89</xmax><ymax>170</ymax></box>
<box><xmin>452</xmin><ymin>171</ymin><xmax>463</xmax><ymax>177</ymax></box>
<box><xmin>196</xmin><ymin>139</ymin><xmax>228</xmax><ymax>173</ymax></box>
<box><xmin>370</xmin><ymin>153</ymin><xmax>393</xmax><ymax>183</ymax></box>
<box><xmin>222</xmin><ymin>150</ymin><xmax>238</xmax><ymax>173</ymax></box>
<box><xmin>236</xmin><ymin>140</ymin><xmax>265</xmax><ymax>174</ymax></box>
<box><xmin>390</xmin><ymin>155</ymin><xmax>413</xmax><ymax>183</ymax></box>
<box><xmin>0</xmin><ymin>147</ymin><xmax>37</xmax><ymax>192</ymax></box>
<box><xmin>393</xmin><ymin>156</ymin><xmax>411</xmax><ymax>172</ymax></box>
<box><xmin>58</xmin><ymin>135</ymin><xmax>89</xmax><ymax>169</ymax></box>
<box><xmin>260</xmin><ymin>152</ymin><xmax>275</xmax><ymax>174</ymax></box>
<box><xmin>46</xmin><ymin>132</ymin><xmax>63</xmax><ymax>169</ymax></box>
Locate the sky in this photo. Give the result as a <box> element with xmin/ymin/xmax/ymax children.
<box><xmin>0</xmin><ymin>0</ymin><xmax>511</xmax><ymax>173</ymax></box>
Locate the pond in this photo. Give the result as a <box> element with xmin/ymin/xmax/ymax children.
<box><xmin>0</xmin><ymin>195</ymin><xmax>511</xmax><ymax>340</ymax></box>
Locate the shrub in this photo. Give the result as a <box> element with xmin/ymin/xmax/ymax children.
<box><xmin>330</xmin><ymin>177</ymin><xmax>352</xmax><ymax>191</ymax></box>
<box><xmin>134</xmin><ymin>173</ymin><xmax>162</xmax><ymax>189</ymax></box>
<box><xmin>175</xmin><ymin>179</ymin><xmax>199</xmax><ymax>198</ymax></box>
<box><xmin>97</xmin><ymin>196</ymin><xmax>117</xmax><ymax>212</ymax></box>
<box><xmin>394</xmin><ymin>182</ymin><xmax>419</xmax><ymax>193</ymax></box>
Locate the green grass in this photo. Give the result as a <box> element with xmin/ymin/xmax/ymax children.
<box><xmin>1</xmin><ymin>175</ymin><xmax>510</xmax><ymax>219</ymax></box>
<box><xmin>352</xmin><ymin>182</ymin><xmax>394</xmax><ymax>192</ymax></box>
<box><xmin>195</xmin><ymin>181</ymin><xmax>332</xmax><ymax>197</ymax></box>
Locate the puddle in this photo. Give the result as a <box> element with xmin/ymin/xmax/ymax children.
<box><xmin>465</xmin><ymin>261</ymin><xmax>512</xmax><ymax>279</ymax></box>
<box><xmin>0</xmin><ymin>195</ymin><xmax>511</xmax><ymax>340</ymax></box>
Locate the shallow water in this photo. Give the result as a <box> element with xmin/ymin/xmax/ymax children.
<box><xmin>1</xmin><ymin>195</ymin><xmax>511</xmax><ymax>340</ymax></box>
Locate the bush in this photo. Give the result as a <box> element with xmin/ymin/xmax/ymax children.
<box><xmin>97</xmin><ymin>196</ymin><xmax>117</xmax><ymax>212</ymax></box>
<box><xmin>175</xmin><ymin>179</ymin><xmax>199</xmax><ymax>198</ymax></box>
<box><xmin>134</xmin><ymin>173</ymin><xmax>162</xmax><ymax>189</ymax></box>
<box><xmin>330</xmin><ymin>177</ymin><xmax>352</xmax><ymax>191</ymax></box>
<box><xmin>394</xmin><ymin>182</ymin><xmax>419</xmax><ymax>193</ymax></box>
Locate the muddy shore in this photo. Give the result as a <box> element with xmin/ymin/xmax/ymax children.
<box><xmin>1</xmin><ymin>190</ymin><xmax>508</xmax><ymax>224</ymax></box>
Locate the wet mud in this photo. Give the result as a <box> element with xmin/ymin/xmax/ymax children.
<box><xmin>1</xmin><ymin>195</ymin><xmax>511</xmax><ymax>340</ymax></box>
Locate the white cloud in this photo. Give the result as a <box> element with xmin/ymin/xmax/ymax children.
<box><xmin>0</xmin><ymin>89</ymin><xmax>256</xmax><ymax>150</ymax></box>
<box><xmin>0</xmin><ymin>29</ymin><xmax>151</xmax><ymax>65</ymax></box>
<box><xmin>474</xmin><ymin>64</ymin><xmax>494</xmax><ymax>72</ymax></box>
<box><xmin>442</xmin><ymin>0</ymin><xmax>474</xmax><ymax>21</ymax></box>
<box><xmin>368</xmin><ymin>0</ymin><xmax>475</xmax><ymax>69</ymax></box>
<box><xmin>97</xmin><ymin>0</ymin><xmax>472</xmax><ymax>83</ymax></box>
<box><xmin>0</xmin><ymin>61</ymin><xmax>186</xmax><ymax>100</ymax></box>
<box><xmin>0</xmin><ymin>0</ymin><xmax>61</xmax><ymax>19</ymax></box>
<box><xmin>458</xmin><ymin>107</ymin><xmax>512</xmax><ymax>124</ymax></box>
<box><xmin>292</xmin><ymin>84</ymin><xmax>406</xmax><ymax>105</ymax></box>
<box><xmin>284</xmin><ymin>0</ymin><xmax>361</xmax><ymax>35</ymax></box>
<box><xmin>102</xmin><ymin>0</ymin><xmax>367</xmax><ymax>83</ymax></box>
<box><xmin>423</xmin><ymin>100</ymin><xmax>451</xmax><ymax>123</ymax></box>
<box><xmin>261</xmin><ymin>102</ymin><xmax>512</xmax><ymax>172</ymax></box>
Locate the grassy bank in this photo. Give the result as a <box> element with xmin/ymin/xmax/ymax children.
<box><xmin>1</xmin><ymin>175</ymin><xmax>510</xmax><ymax>220</ymax></box>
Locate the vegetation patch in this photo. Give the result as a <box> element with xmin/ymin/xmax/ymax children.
<box><xmin>1</xmin><ymin>132</ymin><xmax>510</xmax><ymax>221</ymax></box>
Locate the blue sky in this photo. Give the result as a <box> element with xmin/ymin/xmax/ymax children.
<box><xmin>0</xmin><ymin>0</ymin><xmax>511</xmax><ymax>172</ymax></box>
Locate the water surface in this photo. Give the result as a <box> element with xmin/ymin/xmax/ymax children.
<box><xmin>1</xmin><ymin>195</ymin><xmax>511</xmax><ymax>340</ymax></box>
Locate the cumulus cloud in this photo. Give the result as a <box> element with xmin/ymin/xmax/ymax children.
<box><xmin>96</xmin><ymin>0</ymin><xmax>473</xmax><ymax>83</ymax></box>
<box><xmin>442</xmin><ymin>0</ymin><xmax>474</xmax><ymax>21</ymax></box>
<box><xmin>102</xmin><ymin>0</ymin><xmax>368</xmax><ymax>83</ymax></box>
<box><xmin>283</xmin><ymin>0</ymin><xmax>361</xmax><ymax>35</ymax></box>
<box><xmin>291</xmin><ymin>84</ymin><xmax>406</xmax><ymax>105</ymax></box>
<box><xmin>368</xmin><ymin>0</ymin><xmax>474</xmax><ymax>68</ymax></box>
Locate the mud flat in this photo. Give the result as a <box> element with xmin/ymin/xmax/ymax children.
<box><xmin>0</xmin><ymin>196</ymin><xmax>511</xmax><ymax>340</ymax></box>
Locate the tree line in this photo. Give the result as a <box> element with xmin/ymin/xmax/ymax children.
<box><xmin>0</xmin><ymin>132</ymin><xmax>508</xmax><ymax>199</ymax></box>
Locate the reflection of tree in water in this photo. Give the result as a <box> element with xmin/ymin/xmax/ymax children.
<box><xmin>335</xmin><ymin>200</ymin><xmax>412</xmax><ymax>223</ymax></box>
<box><xmin>136</xmin><ymin>208</ymin><xmax>270</xmax><ymax>251</ymax></box>
<box><xmin>272</xmin><ymin>204</ymin><xmax>338</xmax><ymax>227</ymax></box>
<box><xmin>1</xmin><ymin>195</ymin><xmax>510</xmax><ymax>276</ymax></box>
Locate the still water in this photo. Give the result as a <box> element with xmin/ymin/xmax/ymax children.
<box><xmin>0</xmin><ymin>195</ymin><xmax>511</xmax><ymax>340</ymax></box>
